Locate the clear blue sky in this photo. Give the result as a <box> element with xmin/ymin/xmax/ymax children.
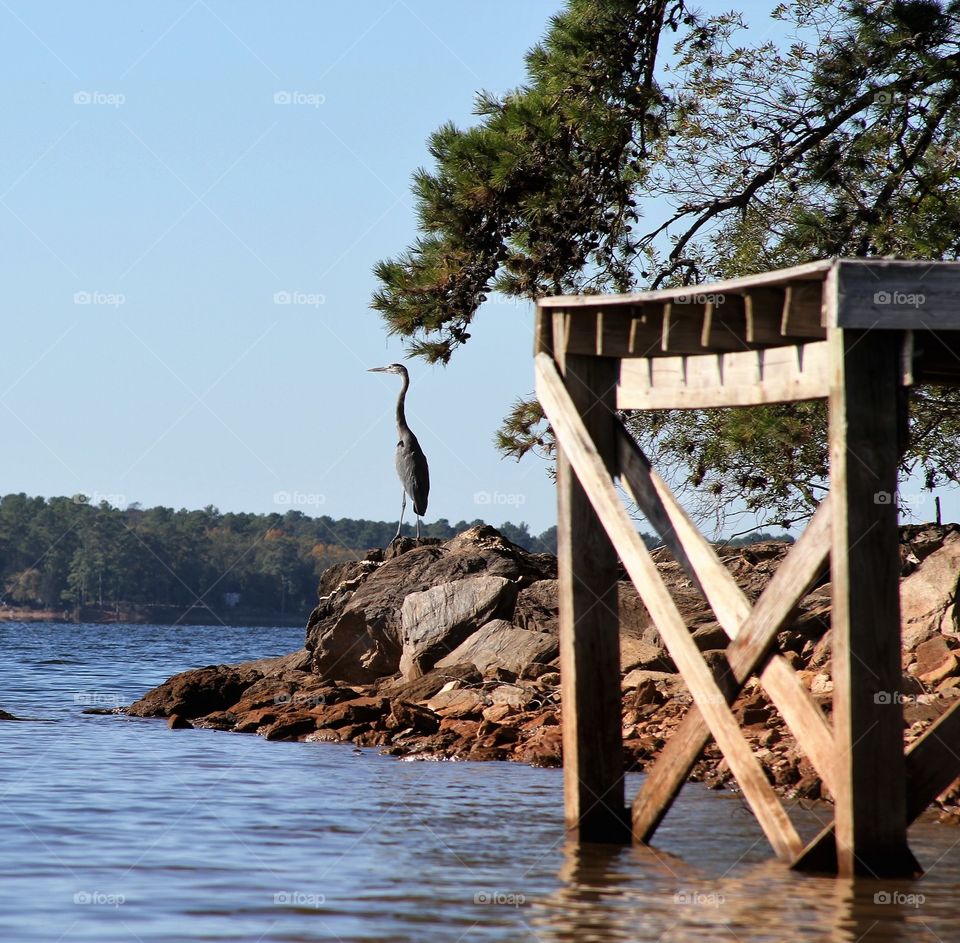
<box><xmin>1</xmin><ymin>1</ymin><xmax>949</xmax><ymax>537</ymax></box>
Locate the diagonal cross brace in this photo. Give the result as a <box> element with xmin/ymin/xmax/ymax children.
<box><xmin>617</xmin><ymin>433</ymin><xmax>837</xmax><ymax>840</ymax></box>
<box><xmin>537</xmin><ymin>352</ymin><xmax>804</xmax><ymax>861</ymax></box>
<box><xmin>792</xmin><ymin>697</ymin><xmax>960</xmax><ymax>873</ymax></box>
<box><xmin>630</xmin><ymin>496</ymin><xmax>833</xmax><ymax>842</ymax></box>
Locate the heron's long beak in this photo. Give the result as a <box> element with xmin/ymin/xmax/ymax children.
<box><xmin>367</xmin><ymin>366</ymin><xmax>389</xmax><ymax>373</ymax></box>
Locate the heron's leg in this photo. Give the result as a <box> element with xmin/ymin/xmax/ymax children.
<box><xmin>395</xmin><ymin>491</ymin><xmax>406</xmax><ymax>539</ymax></box>
<box><xmin>416</xmin><ymin>517</ymin><xmax>421</xmax><ymax>540</ymax></box>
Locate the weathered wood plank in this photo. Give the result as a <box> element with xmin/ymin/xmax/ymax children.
<box><xmin>700</xmin><ymin>295</ymin><xmax>750</xmax><ymax>351</ymax></box>
<box><xmin>782</xmin><ymin>281</ymin><xmax>826</xmax><ymax>338</ymax></box>
<box><xmin>833</xmin><ymin>259</ymin><xmax>960</xmax><ymax>330</ymax></box>
<box><xmin>618</xmin><ymin>434</ymin><xmax>837</xmax><ymax>790</ymax></box>
<box><xmin>534</xmin><ymin>305</ymin><xmax>553</xmax><ymax>356</ymax></box>
<box><xmin>539</xmin><ymin>259</ymin><xmax>837</xmax><ymax>308</ymax></box>
<box><xmin>662</xmin><ymin>300</ymin><xmax>707</xmax><ymax>353</ymax></box>
<box><xmin>536</xmin><ymin>353</ymin><xmax>803</xmax><ymax>862</ymax></box>
<box><xmin>793</xmin><ymin>698</ymin><xmax>960</xmax><ymax>873</ymax></box>
<box><xmin>905</xmin><ymin>696</ymin><xmax>960</xmax><ymax>822</ymax></box>
<box><xmin>913</xmin><ymin>329</ymin><xmax>960</xmax><ymax>385</ymax></box>
<box><xmin>628</xmin><ymin>491</ymin><xmax>834</xmax><ymax>844</ymax></box>
<box><xmin>828</xmin><ymin>324</ymin><xmax>916</xmax><ymax>877</ymax></box>
<box><xmin>745</xmin><ymin>288</ymin><xmax>787</xmax><ymax>344</ymax></box>
<box><xmin>617</xmin><ymin>343</ymin><xmax>831</xmax><ymax>410</ymax></box>
<box><xmin>555</xmin><ymin>351</ymin><xmax>629</xmax><ymax>843</ymax></box>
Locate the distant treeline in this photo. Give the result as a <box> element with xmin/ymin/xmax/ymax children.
<box><xmin>0</xmin><ymin>493</ymin><xmax>559</xmax><ymax>616</ymax></box>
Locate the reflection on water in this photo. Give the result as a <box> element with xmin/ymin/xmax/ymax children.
<box><xmin>1</xmin><ymin>621</ymin><xmax>959</xmax><ymax>942</ymax></box>
<box><xmin>533</xmin><ymin>841</ymin><xmax>959</xmax><ymax>942</ymax></box>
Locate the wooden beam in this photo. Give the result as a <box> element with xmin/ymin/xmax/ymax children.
<box><xmin>628</xmin><ymin>492</ymin><xmax>834</xmax><ymax>844</ymax></box>
<box><xmin>827</xmin><ymin>324</ymin><xmax>917</xmax><ymax>877</ymax></box>
<box><xmin>905</xmin><ymin>697</ymin><xmax>960</xmax><ymax>822</ymax></box>
<box><xmin>537</xmin><ymin>352</ymin><xmax>803</xmax><ymax>862</ymax></box>
<box><xmin>618</xmin><ymin>434</ymin><xmax>837</xmax><ymax>791</ymax></box>
<box><xmin>913</xmin><ymin>329</ymin><xmax>960</xmax><ymax>386</ymax></box>
<box><xmin>700</xmin><ymin>295</ymin><xmax>750</xmax><ymax>351</ymax></box>
<box><xmin>534</xmin><ymin>305</ymin><xmax>553</xmax><ymax>356</ymax></box>
<box><xmin>793</xmin><ymin>698</ymin><xmax>960</xmax><ymax>873</ymax></box>
<box><xmin>539</xmin><ymin>259</ymin><xmax>836</xmax><ymax>309</ymax></box>
<box><xmin>555</xmin><ymin>350</ymin><xmax>629</xmax><ymax>843</ymax></box>
<box><xmin>834</xmin><ymin>259</ymin><xmax>960</xmax><ymax>330</ymax></box>
<box><xmin>662</xmin><ymin>300</ymin><xmax>708</xmax><ymax>353</ymax></box>
<box><xmin>782</xmin><ymin>281</ymin><xmax>826</xmax><ymax>338</ymax></box>
<box><xmin>745</xmin><ymin>288</ymin><xmax>787</xmax><ymax>344</ymax></box>
<box><xmin>617</xmin><ymin>343</ymin><xmax>831</xmax><ymax>410</ymax></box>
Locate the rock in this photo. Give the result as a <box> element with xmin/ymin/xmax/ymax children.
<box><xmin>481</xmin><ymin>702</ymin><xmax>516</xmax><ymax>724</ymax></box>
<box><xmin>808</xmin><ymin>631</ymin><xmax>832</xmax><ymax>670</ymax></box>
<box><xmin>379</xmin><ymin>663</ymin><xmax>482</xmax><ymax>702</ymax></box>
<box><xmin>310</xmin><ymin>696</ymin><xmax>390</xmax><ymax>728</ymax></box>
<box><xmin>119</xmin><ymin>521</ymin><xmax>960</xmax><ymax>819</ymax></box>
<box><xmin>306</xmin><ymin>526</ymin><xmax>558</xmax><ymax>685</ymax></box>
<box><xmin>262</xmin><ymin>714</ymin><xmax>318</xmax><ymax>741</ymax></box>
<box><xmin>309</xmin><ymin>543</ymin><xmax>452</xmax><ymax>681</ymax></box>
<box><xmin>239</xmin><ymin>649</ymin><xmax>312</xmax><ymax>676</ymax></box>
<box><xmin>191</xmin><ymin>711</ymin><xmax>233</xmax><ymax>730</ymax></box>
<box><xmin>399</xmin><ymin>576</ymin><xmax>515</xmax><ymax>679</ymax></box>
<box><xmin>435</xmin><ymin>619</ymin><xmax>558</xmax><ymax>677</ymax></box>
<box><xmin>621</xmin><ymin>669</ymin><xmax>686</xmax><ymax>699</ymax></box>
<box><xmin>618</xmin><ymin>582</ymin><xmax>656</xmax><ymax>636</ymax></box>
<box><xmin>900</xmin><ymin>531</ymin><xmax>960</xmax><ymax>650</ymax></box>
<box><xmin>623</xmin><ymin>677</ymin><xmax>662</xmax><ymax>706</ymax></box>
<box><xmin>516</xmin><ymin>725</ymin><xmax>562</xmax><ymax>767</ymax></box>
<box><xmin>127</xmin><ymin>665</ymin><xmax>259</xmax><ymax>718</ymax></box>
<box><xmin>620</xmin><ymin>635</ymin><xmax>675</xmax><ymax>673</ymax></box>
<box><xmin>692</xmin><ymin>622</ymin><xmax>729</xmax><ymax>651</ymax></box>
<box><xmin>513</xmin><ymin>580</ymin><xmax>559</xmax><ymax>633</ymax></box>
<box><xmin>913</xmin><ymin>636</ymin><xmax>958</xmax><ymax>684</ymax></box>
<box><xmin>317</xmin><ymin>558</ymin><xmax>380</xmax><ymax>598</ymax></box>
<box><xmin>810</xmin><ymin>672</ymin><xmax>833</xmax><ymax>696</ymax></box>
<box><xmin>233</xmin><ymin>706</ymin><xmax>281</xmax><ymax>733</ymax></box>
<box><xmin>167</xmin><ymin>714</ymin><xmax>192</xmax><ymax>729</ymax></box>
<box><xmin>384</xmin><ymin>701</ymin><xmax>440</xmax><ymax>734</ymax></box>
<box><xmin>487</xmin><ymin>684</ymin><xmax>537</xmax><ymax>711</ymax></box>
<box><xmin>937</xmin><ymin>676</ymin><xmax>960</xmax><ymax>695</ymax></box>
<box><xmin>425</xmin><ymin>688</ymin><xmax>485</xmax><ymax>718</ymax></box>
<box><xmin>788</xmin><ymin>602</ymin><xmax>831</xmax><ymax>640</ymax></box>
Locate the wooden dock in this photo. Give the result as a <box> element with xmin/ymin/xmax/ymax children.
<box><xmin>535</xmin><ymin>258</ymin><xmax>960</xmax><ymax>877</ymax></box>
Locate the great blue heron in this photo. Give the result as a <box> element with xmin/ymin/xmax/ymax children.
<box><xmin>368</xmin><ymin>363</ymin><xmax>430</xmax><ymax>540</ymax></box>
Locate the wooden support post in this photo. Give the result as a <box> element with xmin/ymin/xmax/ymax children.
<box><xmin>555</xmin><ymin>351</ymin><xmax>629</xmax><ymax>843</ymax></box>
<box><xmin>794</xmin><ymin>698</ymin><xmax>960</xmax><ymax>873</ymax></box>
<box><xmin>538</xmin><ymin>353</ymin><xmax>802</xmax><ymax>861</ymax></box>
<box><xmin>827</xmin><ymin>325</ymin><xmax>917</xmax><ymax>877</ymax></box>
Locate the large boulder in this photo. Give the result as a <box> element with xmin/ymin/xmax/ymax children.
<box><xmin>901</xmin><ymin>531</ymin><xmax>960</xmax><ymax>651</ymax></box>
<box><xmin>127</xmin><ymin>664</ymin><xmax>260</xmax><ymax>718</ymax></box>
<box><xmin>400</xmin><ymin>576</ymin><xmax>516</xmax><ymax>679</ymax></box>
<box><xmin>435</xmin><ymin>619</ymin><xmax>558</xmax><ymax>677</ymax></box>
<box><xmin>514</xmin><ymin>579</ymin><xmax>559</xmax><ymax>633</ymax></box>
<box><xmin>305</xmin><ymin>526</ymin><xmax>554</xmax><ymax>683</ymax></box>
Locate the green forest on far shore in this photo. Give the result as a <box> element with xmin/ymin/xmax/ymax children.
<box><xmin>0</xmin><ymin>493</ymin><xmax>786</xmax><ymax>623</ymax></box>
<box><xmin>0</xmin><ymin>493</ymin><xmax>559</xmax><ymax>622</ymax></box>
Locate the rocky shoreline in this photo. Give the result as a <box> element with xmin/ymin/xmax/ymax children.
<box><xmin>125</xmin><ymin>524</ymin><xmax>960</xmax><ymax>821</ymax></box>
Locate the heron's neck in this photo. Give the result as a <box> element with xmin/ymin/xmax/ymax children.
<box><xmin>395</xmin><ymin>372</ymin><xmax>410</xmax><ymax>433</ymax></box>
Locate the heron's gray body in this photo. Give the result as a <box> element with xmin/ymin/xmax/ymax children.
<box><xmin>369</xmin><ymin>363</ymin><xmax>430</xmax><ymax>538</ymax></box>
<box><xmin>395</xmin><ymin>429</ymin><xmax>429</xmax><ymax>517</ymax></box>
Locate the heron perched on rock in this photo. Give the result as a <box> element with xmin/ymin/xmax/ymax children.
<box><xmin>368</xmin><ymin>363</ymin><xmax>430</xmax><ymax>540</ymax></box>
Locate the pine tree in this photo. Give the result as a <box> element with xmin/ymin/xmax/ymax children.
<box><xmin>372</xmin><ymin>0</ymin><xmax>960</xmax><ymax>526</ymax></box>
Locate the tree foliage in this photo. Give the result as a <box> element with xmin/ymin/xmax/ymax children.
<box><xmin>0</xmin><ymin>494</ymin><xmax>558</xmax><ymax>616</ymax></box>
<box><xmin>373</xmin><ymin>0</ymin><xmax>960</xmax><ymax>527</ymax></box>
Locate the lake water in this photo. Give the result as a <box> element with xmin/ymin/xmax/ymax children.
<box><xmin>2</xmin><ymin>621</ymin><xmax>960</xmax><ymax>942</ymax></box>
